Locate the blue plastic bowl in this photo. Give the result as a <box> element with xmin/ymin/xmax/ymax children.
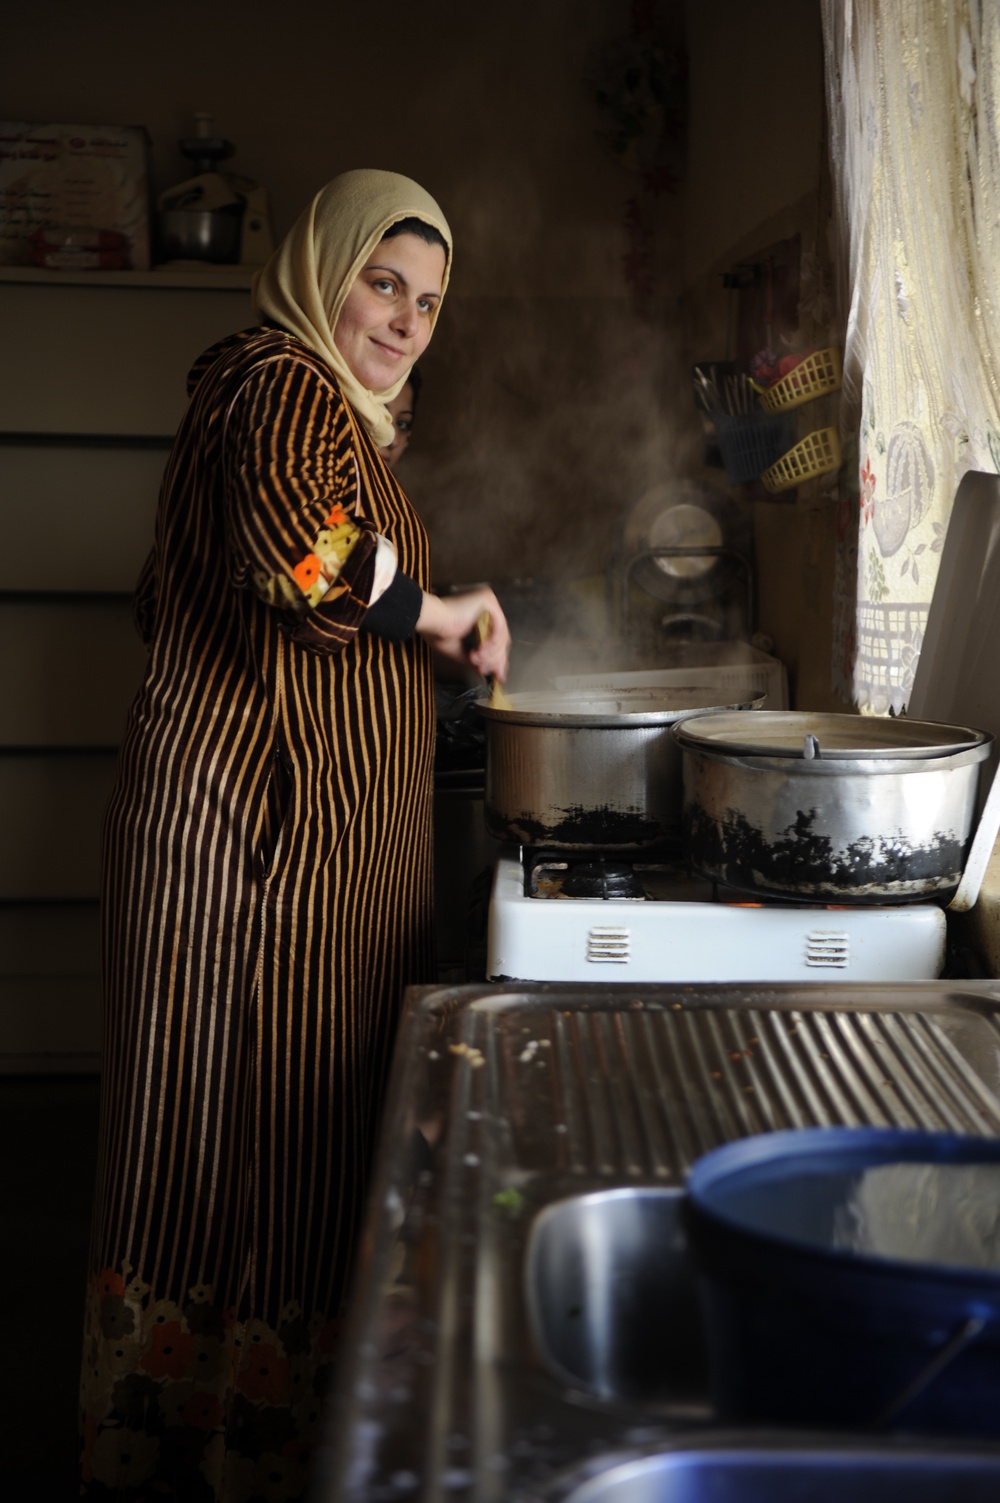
<box><xmin>684</xmin><ymin>1127</ymin><xmax>1000</xmax><ymax>1436</ymax></box>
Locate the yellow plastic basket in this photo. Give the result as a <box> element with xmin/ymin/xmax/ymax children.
<box><xmin>760</xmin><ymin>427</ymin><xmax>842</xmax><ymax>494</ymax></box>
<box><xmin>759</xmin><ymin>347</ymin><xmax>842</xmax><ymax>413</ymax></box>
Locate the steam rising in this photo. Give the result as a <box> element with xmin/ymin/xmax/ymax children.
<box><xmin>410</xmin><ymin>294</ymin><xmax>698</xmax><ymax>589</ymax></box>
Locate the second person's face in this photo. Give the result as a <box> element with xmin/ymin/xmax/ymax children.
<box><xmin>334</xmin><ymin>232</ymin><xmax>446</xmax><ymax>392</ymax></box>
<box><xmin>383</xmin><ymin>382</ymin><xmax>416</xmax><ymax>469</ymax></box>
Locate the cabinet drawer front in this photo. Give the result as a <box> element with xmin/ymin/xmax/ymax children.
<box><xmin>0</xmin><ymin>753</ymin><xmax>116</xmax><ymax>899</ymax></box>
<box><xmin>0</xmin><ymin>282</ymin><xmax>252</xmax><ymax>434</ymax></box>
<box><xmin>0</xmin><ymin>976</ymin><xmax>101</xmax><ymax>1070</ymax></box>
<box><xmin>0</xmin><ymin>899</ymin><xmax>102</xmax><ymax>1072</ymax></box>
<box><xmin>0</xmin><ymin>445</ymin><xmax>161</xmax><ymax>590</ymax></box>
<box><xmin>0</xmin><ymin>598</ymin><xmax>147</xmax><ymax>746</ymax></box>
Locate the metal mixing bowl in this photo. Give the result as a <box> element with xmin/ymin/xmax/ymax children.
<box><xmin>155</xmin><ymin>208</ymin><xmax>241</xmax><ymax>264</ymax></box>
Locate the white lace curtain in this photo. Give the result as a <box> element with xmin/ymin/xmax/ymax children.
<box><xmin>821</xmin><ymin>0</ymin><xmax>1000</xmax><ymax>712</ymax></box>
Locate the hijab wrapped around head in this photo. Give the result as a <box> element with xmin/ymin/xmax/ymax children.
<box><xmin>253</xmin><ymin>168</ymin><xmax>452</xmax><ymax>447</ymax></box>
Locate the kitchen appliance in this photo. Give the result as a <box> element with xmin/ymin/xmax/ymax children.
<box><xmin>487</xmin><ymin>845</ymin><xmax>949</xmax><ymax>982</ymax></box>
<box><xmin>154</xmin><ymin>113</ymin><xmax>273</xmax><ymax>267</ymax></box>
<box><xmin>554</xmin><ymin>640</ymin><xmax>789</xmax><ymax>711</ymax></box>
<box><xmin>485</xmin><ymin>472</ymin><xmax>1000</xmax><ymax>985</ymax></box>
<box><xmin>478</xmin><ymin>686</ymin><xmax>762</xmax><ymax>852</ymax></box>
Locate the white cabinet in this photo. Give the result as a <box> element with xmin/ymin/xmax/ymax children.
<box><xmin>0</xmin><ymin>270</ymin><xmax>254</xmax><ymax>1071</ymax></box>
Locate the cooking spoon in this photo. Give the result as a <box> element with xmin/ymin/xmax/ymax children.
<box><xmin>476</xmin><ymin>610</ymin><xmax>514</xmax><ymax>710</ymax></box>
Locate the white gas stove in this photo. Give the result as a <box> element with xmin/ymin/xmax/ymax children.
<box><xmin>486</xmin><ymin>846</ymin><xmax>948</xmax><ymax>983</ymax></box>
<box><xmin>485</xmin><ymin>471</ymin><xmax>1000</xmax><ymax>988</ymax></box>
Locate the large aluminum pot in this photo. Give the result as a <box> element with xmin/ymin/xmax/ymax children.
<box><xmin>674</xmin><ymin>710</ymin><xmax>993</xmax><ymax>903</ymax></box>
<box><xmin>478</xmin><ymin>686</ymin><xmax>761</xmax><ymax>851</ymax></box>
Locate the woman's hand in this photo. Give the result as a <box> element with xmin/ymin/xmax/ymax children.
<box><xmin>416</xmin><ymin>587</ymin><xmax>511</xmax><ymax>681</ymax></box>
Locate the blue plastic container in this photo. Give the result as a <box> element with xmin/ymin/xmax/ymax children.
<box><xmin>563</xmin><ymin>1448</ymin><xmax>1000</xmax><ymax>1503</ymax></box>
<box><xmin>684</xmin><ymin>1128</ymin><xmax>1000</xmax><ymax>1437</ymax></box>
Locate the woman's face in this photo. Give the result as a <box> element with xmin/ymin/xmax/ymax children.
<box><xmin>383</xmin><ymin>382</ymin><xmax>415</xmax><ymax>469</ymax></box>
<box><xmin>334</xmin><ymin>232</ymin><xmax>446</xmax><ymax>392</ymax></box>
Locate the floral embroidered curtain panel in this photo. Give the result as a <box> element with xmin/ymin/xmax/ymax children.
<box><xmin>821</xmin><ymin>0</ymin><xmax>1000</xmax><ymax>712</ymax></box>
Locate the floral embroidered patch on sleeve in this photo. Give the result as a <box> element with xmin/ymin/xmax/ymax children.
<box><xmin>253</xmin><ymin>503</ymin><xmax>364</xmax><ymax>618</ymax></box>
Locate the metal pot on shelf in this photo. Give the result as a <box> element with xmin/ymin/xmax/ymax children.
<box><xmin>673</xmin><ymin>710</ymin><xmax>992</xmax><ymax>904</ymax></box>
<box><xmin>154</xmin><ymin>113</ymin><xmax>273</xmax><ymax>267</ymax></box>
<box><xmin>478</xmin><ymin>686</ymin><xmax>761</xmax><ymax>852</ymax></box>
<box><xmin>156</xmin><ymin>204</ymin><xmax>243</xmax><ymax>263</ymax></box>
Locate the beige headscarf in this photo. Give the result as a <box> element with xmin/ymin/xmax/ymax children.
<box><xmin>252</xmin><ymin>169</ymin><xmax>452</xmax><ymax>448</ymax></box>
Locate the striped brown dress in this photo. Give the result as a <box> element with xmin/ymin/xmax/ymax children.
<box><xmin>80</xmin><ymin>327</ymin><xmax>435</xmax><ymax>1502</ymax></box>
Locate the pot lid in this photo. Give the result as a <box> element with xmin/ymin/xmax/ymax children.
<box><xmin>673</xmin><ymin>710</ymin><xmax>989</xmax><ymax>760</ymax></box>
<box><xmin>477</xmin><ymin>685</ymin><xmax>760</xmax><ymax>727</ymax></box>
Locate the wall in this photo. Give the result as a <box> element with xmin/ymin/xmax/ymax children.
<box><xmin>1</xmin><ymin>1</ymin><xmax>689</xmax><ymax>601</ymax></box>
<box><xmin>2</xmin><ymin>0</ymin><xmax>832</xmax><ymax>687</ymax></box>
<box><xmin>680</xmin><ymin>0</ymin><xmax>839</xmax><ymax>709</ymax></box>
<box><xmin>3</xmin><ymin>0</ymin><xmax>627</xmax><ymax>291</ymax></box>
<box><xmin>683</xmin><ymin>1</ymin><xmax>827</xmax><ymax>285</ymax></box>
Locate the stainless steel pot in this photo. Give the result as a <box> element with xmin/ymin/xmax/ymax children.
<box><xmin>478</xmin><ymin>686</ymin><xmax>761</xmax><ymax>851</ymax></box>
<box><xmin>674</xmin><ymin>710</ymin><xmax>993</xmax><ymax>903</ymax></box>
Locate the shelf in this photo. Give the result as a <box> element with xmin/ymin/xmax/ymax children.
<box><xmin>0</xmin><ymin>589</ymin><xmax>134</xmax><ymax>603</ymax></box>
<box><xmin>0</xmin><ymin>264</ymin><xmax>256</xmax><ymax>290</ymax></box>
<box><xmin>0</xmin><ymin>745</ymin><xmax>119</xmax><ymax>756</ymax></box>
<box><xmin>0</xmin><ymin>895</ymin><xmax>99</xmax><ymax>907</ymax></box>
<box><xmin>0</xmin><ymin>431</ymin><xmax>172</xmax><ymax>449</ymax></box>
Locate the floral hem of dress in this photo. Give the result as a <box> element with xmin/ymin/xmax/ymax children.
<box><xmin>79</xmin><ymin>1265</ymin><xmax>341</xmax><ymax>1503</ymax></box>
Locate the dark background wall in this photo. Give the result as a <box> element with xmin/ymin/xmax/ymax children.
<box><xmin>1</xmin><ymin>0</ymin><xmax>834</xmax><ymax>702</ymax></box>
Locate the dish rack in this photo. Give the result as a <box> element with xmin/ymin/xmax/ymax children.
<box><xmin>758</xmin><ymin>346</ymin><xmax>842</xmax><ymax>413</ymax></box>
<box><xmin>760</xmin><ymin>425</ymin><xmax>842</xmax><ymax>494</ymax></box>
<box><xmin>694</xmin><ymin>347</ymin><xmax>843</xmax><ymax>492</ymax></box>
<box><xmin>714</xmin><ymin>412</ymin><xmax>795</xmax><ymax>487</ymax></box>
<box><xmin>756</xmin><ymin>345</ymin><xmax>842</xmax><ymax>493</ymax></box>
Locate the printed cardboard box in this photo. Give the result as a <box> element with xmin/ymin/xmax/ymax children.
<box><xmin>0</xmin><ymin>122</ymin><xmax>151</xmax><ymax>270</ymax></box>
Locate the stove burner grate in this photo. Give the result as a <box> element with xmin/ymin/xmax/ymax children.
<box><xmin>521</xmin><ymin>847</ymin><xmax>933</xmax><ymax>910</ymax></box>
<box><xmin>526</xmin><ymin>848</ymin><xmax>706</xmax><ymax>903</ymax></box>
<box><xmin>530</xmin><ymin>857</ymin><xmax>649</xmax><ymax>902</ymax></box>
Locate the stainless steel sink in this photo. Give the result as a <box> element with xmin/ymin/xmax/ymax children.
<box><xmin>313</xmin><ymin>981</ymin><xmax>1000</xmax><ymax>1502</ymax></box>
<box><xmin>526</xmin><ymin>1189</ymin><xmax>706</xmax><ymax>1407</ymax></box>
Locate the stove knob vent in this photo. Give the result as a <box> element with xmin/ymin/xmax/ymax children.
<box><xmin>805</xmin><ymin>929</ymin><xmax>850</xmax><ymax>968</ymax></box>
<box><xmin>586</xmin><ymin>926</ymin><xmax>631</xmax><ymax>964</ymax></box>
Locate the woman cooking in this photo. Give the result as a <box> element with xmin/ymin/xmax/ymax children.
<box><xmin>80</xmin><ymin>168</ymin><xmax>509</xmax><ymax>1502</ymax></box>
